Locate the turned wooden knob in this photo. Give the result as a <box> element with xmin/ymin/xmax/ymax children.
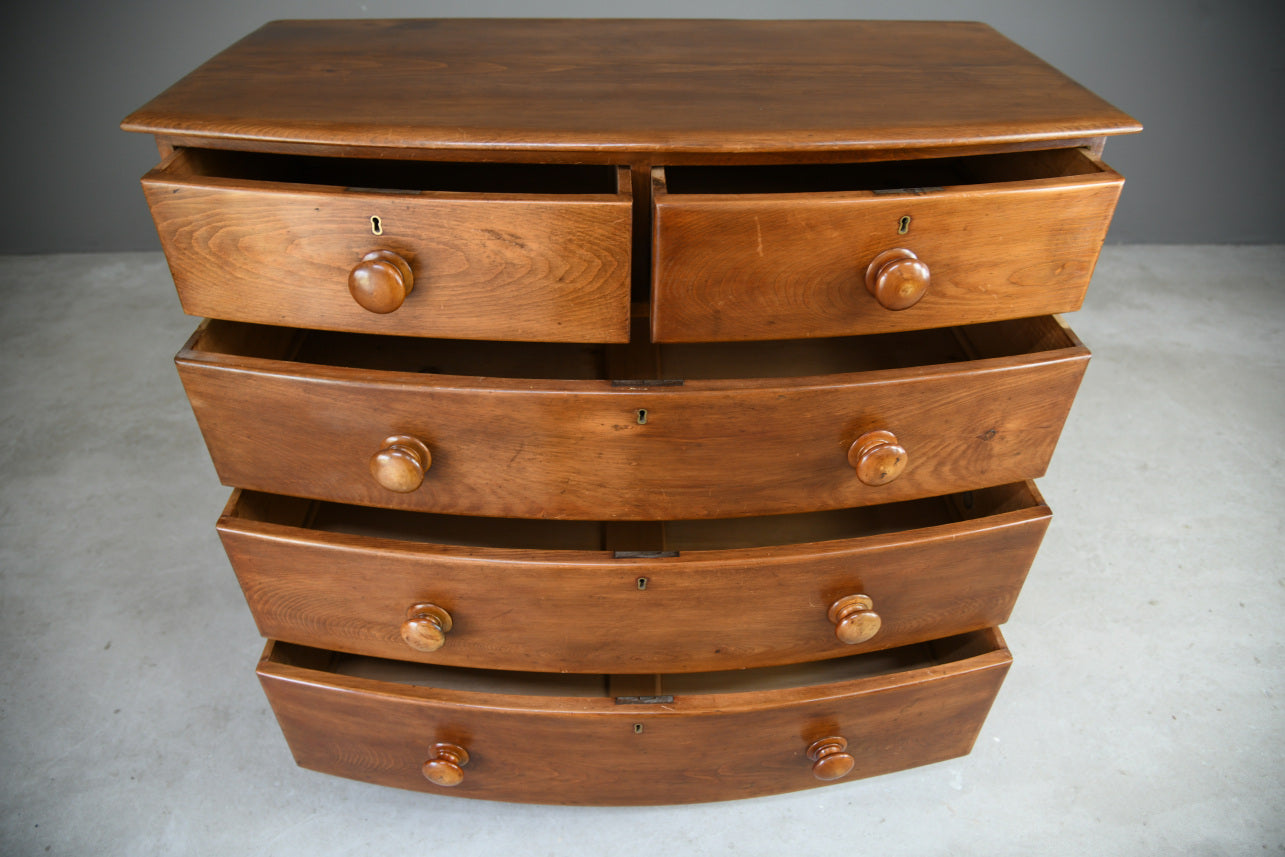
<box><xmin>807</xmin><ymin>737</ymin><xmax>855</xmax><ymax>781</ymax></box>
<box><xmin>848</xmin><ymin>430</ymin><xmax>907</xmax><ymax>486</ymax></box>
<box><xmin>349</xmin><ymin>250</ymin><xmax>414</xmax><ymax>313</ymax></box>
<box><xmin>401</xmin><ymin>603</ymin><xmax>453</xmax><ymax>652</ymax></box>
<box><xmin>865</xmin><ymin>248</ymin><xmax>929</xmax><ymax>310</ymax></box>
<box><xmin>422</xmin><ymin>742</ymin><xmax>470</xmax><ymax>787</ymax></box>
<box><xmin>828</xmin><ymin>594</ymin><xmax>882</xmax><ymax>645</ymax></box>
<box><xmin>370</xmin><ymin>435</ymin><xmax>432</xmax><ymax>493</ymax></box>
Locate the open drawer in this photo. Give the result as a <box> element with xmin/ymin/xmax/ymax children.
<box><xmin>258</xmin><ymin>629</ymin><xmax>1011</xmax><ymax>804</ymax></box>
<box><xmin>177</xmin><ymin>315</ymin><xmax>1089</xmax><ymax>519</ymax></box>
<box><xmin>221</xmin><ymin>483</ymin><xmax>1049</xmax><ymax>673</ymax></box>
<box><xmin>142</xmin><ymin>148</ymin><xmax>633</xmax><ymax>342</ymax></box>
<box><xmin>652</xmin><ymin>147</ymin><xmax>1123</xmax><ymax>341</ymax></box>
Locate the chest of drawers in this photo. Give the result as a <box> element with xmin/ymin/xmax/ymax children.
<box><xmin>123</xmin><ymin>19</ymin><xmax>1139</xmax><ymax>805</ymax></box>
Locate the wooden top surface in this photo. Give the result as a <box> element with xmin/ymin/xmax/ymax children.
<box><xmin>122</xmin><ymin>19</ymin><xmax>1140</xmax><ymax>156</ymax></box>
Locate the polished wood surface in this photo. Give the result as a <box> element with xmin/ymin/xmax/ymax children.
<box><xmin>178</xmin><ymin>317</ymin><xmax>1088</xmax><ymax>519</ymax></box>
<box><xmin>122</xmin><ymin>20</ymin><xmax>1140</xmax><ymax>157</ymax></box>
<box><xmin>218</xmin><ymin>485</ymin><xmax>1048</xmax><ymax>672</ymax></box>
<box><xmin>257</xmin><ymin>631</ymin><xmax>1011</xmax><ymax>805</ymax></box>
<box><xmin>143</xmin><ymin>150</ymin><xmax>632</xmax><ymax>342</ymax></box>
<box><xmin>652</xmin><ymin>150</ymin><xmax>1123</xmax><ymax>341</ymax></box>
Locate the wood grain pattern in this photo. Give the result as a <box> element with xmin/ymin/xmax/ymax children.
<box><xmin>121</xmin><ymin>20</ymin><xmax>1140</xmax><ymax>157</ymax></box>
<box><xmin>176</xmin><ymin>317</ymin><xmax>1088</xmax><ymax>520</ymax></box>
<box><xmin>652</xmin><ymin>151</ymin><xmax>1123</xmax><ymax>341</ymax></box>
<box><xmin>143</xmin><ymin>150</ymin><xmax>632</xmax><ymax>342</ymax></box>
<box><xmin>219</xmin><ymin>484</ymin><xmax>1048</xmax><ymax>672</ymax></box>
<box><xmin>257</xmin><ymin>631</ymin><xmax>1011</xmax><ymax>805</ymax></box>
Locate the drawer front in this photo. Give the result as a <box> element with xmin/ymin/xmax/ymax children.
<box><xmin>176</xmin><ymin>318</ymin><xmax>1089</xmax><ymax>520</ymax></box>
<box><xmin>258</xmin><ymin>632</ymin><xmax>1011</xmax><ymax>805</ymax></box>
<box><xmin>143</xmin><ymin>150</ymin><xmax>633</xmax><ymax>342</ymax></box>
<box><xmin>652</xmin><ymin>150</ymin><xmax>1123</xmax><ymax>342</ymax></box>
<box><xmin>220</xmin><ymin>485</ymin><xmax>1049</xmax><ymax>673</ymax></box>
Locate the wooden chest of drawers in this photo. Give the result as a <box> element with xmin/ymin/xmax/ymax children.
<box><xmin>124</xmin><ymin>19</ymin><xmax>1139</xmax><ymax>805</ymax></box>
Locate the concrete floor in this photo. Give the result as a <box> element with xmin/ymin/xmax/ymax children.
<box><xmin>1</xmin><ymin>246</ymin><xmax>1281</xmax><ymax>855</ymax></box>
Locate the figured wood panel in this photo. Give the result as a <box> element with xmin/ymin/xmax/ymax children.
<box><xmin>652</xmin><ymin>158</ymin><xmax>1123</xmax><ymax>341</ymax></box>
<box><xmin>257</xmin><ymin>633</ymin><xmax>1011</xmax><ymax>805</ymax></box>
<box><xmin>220</xmin><ymin>487</ymin><xmax>1048</xmax><ymax>673</ymax></box>
<box><xmin>176</xmin><ymin>321</ymin><xmax>1090</xmax><ymax>520</ymax></box>
<box><xmin>143</xmin><ymin>153</ymin><xmax>631</xmax><ymax>342</ymax></box>
<box><xmin>122</xmin><ymin>20</ymin><xmax>1141</xmax><ymax>156</ymax></box>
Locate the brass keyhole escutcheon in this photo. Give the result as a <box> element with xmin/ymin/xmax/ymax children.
<box><xmin>370</xmin><ymin>215</ymin><xmax>382</xmax><ymax>235</ymax></box>
<box><xmin>898</xmin><ymin>214</ymin><xmax>911</xmax><ymax>234</ymax></box>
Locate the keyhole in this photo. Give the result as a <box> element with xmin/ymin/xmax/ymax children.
<box><xmin>637</xmin><ymin>577</ymin><xmax>648</xmax><ymax>591</ymax></box>
<box><xmin>370</xmin><ymin>215</ymin><xmax>382</xmax><ymax>235</ymax></box>
<box><xmin>637</xmin><ymin>409</ymin><xmax>648</xmax><ymax>425</ymax></box>
<box><xmin>898</xmin><ymin>215</ymin><xmax>911</xmax><ymax>235</ymax></box>
<box><xmin>634</xmin><ymin>723</ymin><xmax>644</xmax><ymax>734</ymax></box>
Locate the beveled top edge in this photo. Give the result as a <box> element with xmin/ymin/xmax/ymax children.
<box><xmin>122</xmin><ymin>19</ymin><xmax>1142</xmax><ymax>156</ymax></box>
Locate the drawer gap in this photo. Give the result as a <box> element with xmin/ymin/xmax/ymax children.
<box><xmin>604</xmin><ymin>521</ymin><xmax>667</xmax><ymax>554</ymax></box>
<box><xmin>229</xmin><ymin>483</ymin><xmax>1042</xmax><ymax>551</ymax></box>
<box><xmin>289</xmin><ymin>629</ymin><xmax>997</xmax><ymax>697</ymax></box>
<box><xmin>174</xmin><ymin>148</ymin><xmax>622</xmax><ymax>195</ymax></box>
<box><xmin>609</xmin><ymin>674</ymin><xmax>664</xmax><ymax>700</ymax></box>
<box><xmin>190</xmin><ymin>316</ymin><xmax>1077</xmax><ymax>381</ymax></box>
<box><xmin>605</xmin><ymin>314</ymin><xmax>663</xmax><ymax>381</ymax></box>
<box><xmin>660</xmin><ymin>147</ymin><xmax>1105</xmax><ymax>195</ymax></box>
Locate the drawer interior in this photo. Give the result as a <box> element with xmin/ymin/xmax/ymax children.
<box><xmin>660</xmin><ymin>147</ymin><xmax>1106</xmax><ymax>195</ymax></box>
<box><xmin>230</xmin><ymin>482</ymin><xmax>1042</xmax><ymax>551</ymax></box>
<box><xmin>191</xmin><ymin>315</ymin><xmax>1079</xmax><ymax>381</ymax></box>
<box><xmin>166</xmin><ymin>147</ymin><xmax>623</xmax><ymax>195</ymax></box>
<box><xmin>269</xmin><ymin>629</ymin><xmax>1002</xmax><ymax>698</ymax></box>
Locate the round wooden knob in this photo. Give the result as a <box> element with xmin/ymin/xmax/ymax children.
<box><xmin>847</xmin><ymin>430</ymin><xmax>907</xmax><ymax>486</ymax></box>
<box><xmin>807</xmin><ymin>737</ymin><xmax>855</xmax><ymax>781</ymax></box>
<box><xmin>422</xmin><ymin>742</ymin><xmax>470</xmax><ymax>787</ymax></box>
<box><xmin>865</xmin><ymin>248</ymin><xmax>929</xmax><ymax>310</ymax></box>
<box><xmin>401</xmin><ymin>603</ymin><xmax>453</xmax><ymax>652</ymax></box>
<box><xmin>828</xmin><ymin>594</ymin><xmax>882</xmax><ymax>645</ymax></box>
<box><xmin>370</xmin><ymin>435</ymin><xmax>432</xmax><ymax>493</ymax></box>
<box><xmin>349</xmin><ymin>250</ymin><xmax>414</xmax><ymax>313</ymax></box>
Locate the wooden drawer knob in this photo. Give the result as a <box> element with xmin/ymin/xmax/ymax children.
<box><xmin>349</xmin><ymin>250</ymin><xmax>414</xmax><ymax>313</ymax></box>
<box><xmin>847</xmin><ymin>430</ymin><xmax>907</xmax><ymax>486</ymax></box>
<box><xmin>828</xmin><ymin>594</ymin><xmax>881</xmax><ymax>645</ymax></box>
<box><xmin>401</xmin><ymin>602</ymin><xmax>453</xmax><ymax>652</ymax></box>
<box><xmin>807</xmin><ymin>737</ymin><xmax>855</xmax><ymax>781</ymax></box>
<box><xmin>865</xmin><ymin>248</ymin><xmax>929</xmax><ymax>310</ymax></box>
<box><xmin>370</xmin><ymin>435</ymin><xmax>432</xmax><ymax>493</ymax></box>
<box><xmin>422</xmin><ymin>742</ymin><xmax>470</xmax><ymax>787</ymax></box>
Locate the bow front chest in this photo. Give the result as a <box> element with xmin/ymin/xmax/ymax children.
<box><xmin>123</xmin><ymin>19</ymin><xmax>1139</xmax><ymax>805</ymax></box>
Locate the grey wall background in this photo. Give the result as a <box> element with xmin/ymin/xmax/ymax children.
<box><xmin>2</xmin><ymin>0</ymin><xmax>1282</xmax><ymax>254</ymax></box>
